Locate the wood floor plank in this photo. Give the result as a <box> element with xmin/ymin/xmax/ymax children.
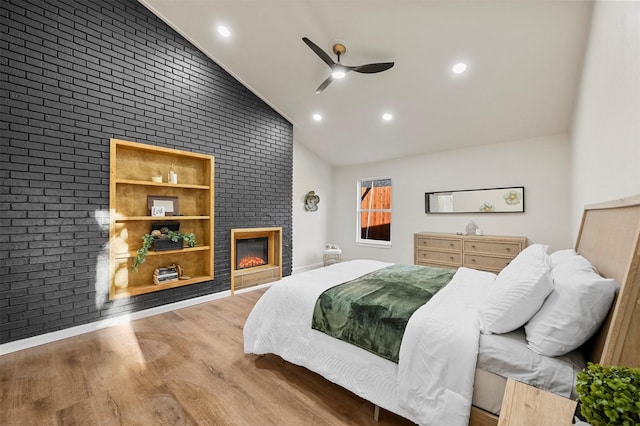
<box><xmin>1</xmin><ymin>289</ymin><xmax>414</xmax><ymax>425</ymax></box>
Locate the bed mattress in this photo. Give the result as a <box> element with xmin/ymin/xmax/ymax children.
<box><xmin>473</xmin><ymin>328</ymin><xmax>585</xmax><ymax>414</ymax></box>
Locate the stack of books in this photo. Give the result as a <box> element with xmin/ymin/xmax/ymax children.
<box><xmin>153</xmin><ymin>267</ymin><xmax>179</xmax><ymax>285</ymax></box>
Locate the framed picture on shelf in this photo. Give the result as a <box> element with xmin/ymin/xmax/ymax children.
<box><xmin>148</xmin><ymin>195</ymin><xmax>179</xmax><ymax>216</ymax></box>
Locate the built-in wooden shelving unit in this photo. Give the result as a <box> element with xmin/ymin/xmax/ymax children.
<box><xmin>109</xmin><ymin>139</ymin><xmax>214</xmax><ymax>300</ymax></box>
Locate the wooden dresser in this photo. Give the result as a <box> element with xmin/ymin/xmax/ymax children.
<box><xmin>414</xmin><ymin>232</ymin><xmax>527</xmax><ymax>273</ymax></box>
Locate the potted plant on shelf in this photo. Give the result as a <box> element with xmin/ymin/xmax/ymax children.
<box><xmin>132</xmin><ymin>227</ymin><xmax>196</xmax><ymax>272</ymax></box>
<box><xmin>574</xmin><ymin>362</ymin><xmax>640</xmax><ymax>426</ymax></box>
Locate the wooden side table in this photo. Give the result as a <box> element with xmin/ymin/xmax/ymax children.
<box><xmin>498</xmin><ymin>379</ymin><xmax>577</xmax><ymax>426</ymax></box>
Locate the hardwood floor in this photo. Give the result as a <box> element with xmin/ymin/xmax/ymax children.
<box><xmin>0</xmin><ymin>289</ymin><xmax>415</xmax><ymax>425</ymax></box>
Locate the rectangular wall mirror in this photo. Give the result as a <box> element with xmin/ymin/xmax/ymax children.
<box><xmin>425</xmin><ymin>186</ymin><xmax>525</xmax><ymax>214</ymax></box>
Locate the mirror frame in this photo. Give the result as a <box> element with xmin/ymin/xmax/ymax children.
<box><xmin>425</xmin><ymin>186</ymin><xmax>525</xmax><ymax>214</ymax></box>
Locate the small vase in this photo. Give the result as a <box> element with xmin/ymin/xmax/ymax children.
<box><xmin>465</xmin><ymin>220</ymin><xmax>478</xmax><ymax>235</ymax></box>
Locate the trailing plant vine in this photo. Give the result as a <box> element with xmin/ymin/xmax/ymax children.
<box><xmin>131</xmin><ymin>230</ymin><xmax>196</xmax><ymax>272</ymax></box>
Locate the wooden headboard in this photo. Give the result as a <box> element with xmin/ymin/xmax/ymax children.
<box><xmin>575</xmin><ymin>194</ymin><xmax>640</xmax><ymax>367</ymax></box>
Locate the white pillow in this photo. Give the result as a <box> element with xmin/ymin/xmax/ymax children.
<box><xmin>549</xmin><ymin>249</ymin><xmax>577</xmax><ymax>268</ymax></box>
<box><xmin>525</xmin><ymin>266</ymin><xmax>618</xmax><ymax>357</ymax></box>
<box><xmin>552</xmin><ymin>254</ymin><xmax>596</xmax><ymax>276</ymax></box>
<box><xmin>479</xmin><ymin>244</ymin><xmax>554</xmax><ymax>335</ymax></box>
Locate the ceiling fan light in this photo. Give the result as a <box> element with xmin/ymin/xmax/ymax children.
<box><xmin>332</xmin><ymin>68</ymin><xmax>346</xmax><ymax>79</ymax></box>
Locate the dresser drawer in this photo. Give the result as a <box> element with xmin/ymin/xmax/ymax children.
<box><xmin>415</xmin><ymin>236</ymin><xmax>462</xmax><ymax>251</ymax></box>
<box><xmin>463</xmin><ymin>254</ymin><xmax>513</xmax><ymax>272</ymax></box>
<box><xmin>464</xmin><ymin>240</ymin><xmax>522</xmax><ymax>256</ymax></box>
<box><xmin>416</xmin><ymin>249</ymin><xmax>462</xmax><ymax>266</ymax></box>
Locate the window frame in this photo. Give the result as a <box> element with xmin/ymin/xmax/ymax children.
<box><xmin>356</xmin><ymin>177</ymin><xmax>392</xmax><ymax>247</ymax></box>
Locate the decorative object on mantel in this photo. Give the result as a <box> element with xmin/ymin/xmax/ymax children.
<box><xmin>573</xmin><ymin>362</ymin><xmax>640</xmax><ymax>425</ymax></box>
<box><xmin>465</xmin><ymin>220</ymin><xmax>478</xmax><ymax>235</ymax></box>
<box><xmin>304</xmin><ymin>190</ymin><xmax>320</xmax><ymax>211</ymax></box>
<box><xmin>132</xmin><ymin>224</ymin><xmax>196</xmax><ymax>272</ymax></box>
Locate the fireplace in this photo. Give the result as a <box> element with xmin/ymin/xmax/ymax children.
<box><xmin>231</xmin><ymin>227</ymin><xmax>282</xmax><ymax>294</ymax></box>
<box><xmin>236</xmin><ymin>237</ymin><xmax>269</xmax><ymax>270</ymax></box>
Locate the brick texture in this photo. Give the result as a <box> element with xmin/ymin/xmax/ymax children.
<box><xmin>0</xmin><ymin>0</ymin><xmax>293</xmax><ymax>343</ymax></box>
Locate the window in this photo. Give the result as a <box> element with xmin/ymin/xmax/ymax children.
<box><xmin>357</xmin><ymin>178</ymin><xmax>392</xmax><ymax>245</ymax></box>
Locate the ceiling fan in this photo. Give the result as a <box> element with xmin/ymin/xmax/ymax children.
<box><xmin>302</xmin><ymin>37</ymin><xmax>394</xmax><ymax>94</ymax></box>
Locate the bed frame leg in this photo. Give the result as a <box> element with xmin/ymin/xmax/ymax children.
<box><xmin>374</xmin><ymin>405</ymin><xmax>380</xmax><ymax>422</ymax></box>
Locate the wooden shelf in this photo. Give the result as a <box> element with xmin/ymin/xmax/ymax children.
<box><xmin>109</xmin><ymin>138</ymin><xmax>215</xmax><ymax>300</ymax></box>
<box><xmin>115</xmin><ymin>216</ymin><xmax>210</xmax><ymax>222</ymax></box>
<box><xmin>116</xmin><ymin>178</ymin><xmax>210</xmax><ymax>190</ymax></box>
<box><xmin>114</xmin><ymin>245</ymin><xmax>211</xmax><ymax>260</ymax></box>
<box><xmin>111</xmin><ymin>275</ymin><xmax>212</xmax><ymax>299</ymax></box>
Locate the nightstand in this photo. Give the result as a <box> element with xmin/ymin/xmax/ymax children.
<box><xmin>498</xmin><ymin>379</ymin><xmax>577</xmax><ymax>426</ymax></box>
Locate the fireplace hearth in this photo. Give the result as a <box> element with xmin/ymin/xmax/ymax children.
<box><xmin>231</xmin><ymin>227</ymin><xmax>282</xmax><ymax>294</ymax></box>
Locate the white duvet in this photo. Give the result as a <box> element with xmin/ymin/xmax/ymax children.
<box><xmin>243</xmin><ymin>260</ymin><xmax>496</xmax><ymax>425</ymax></box>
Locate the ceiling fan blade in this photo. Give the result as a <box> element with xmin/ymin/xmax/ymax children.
<box><xmin>302</xmin><ymin>37</ymin><xmax>335</xmax><ymax>68</ymax></box>
<box><xmin>315</xmin><ymin>76</ymin><xmax>333</xmax><ymax>94</ymax></box>
<box><xmin>351</xmin><ymin>62</ymin><xmax>395</xmax><ymax>74</ymax></box>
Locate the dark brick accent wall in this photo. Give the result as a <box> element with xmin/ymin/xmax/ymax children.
<box><xmin>0</xmin><ymin>0</ymin><xmax>293</xmax><ymax>343</ymax></box>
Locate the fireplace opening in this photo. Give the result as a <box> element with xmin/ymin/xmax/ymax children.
<box><xmin>236</xmin><ymin>237</ymin><xmax>269</xmax><ymax>270</ymax></box>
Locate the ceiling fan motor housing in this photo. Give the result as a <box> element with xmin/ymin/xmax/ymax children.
<box><xmin>332</xmin><ymin>42</ymin><xmax>346</xmax><ymax>57</ymax></box>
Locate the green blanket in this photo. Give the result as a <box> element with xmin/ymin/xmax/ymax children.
<box><xmin>312</xmin><ymin>264</ymin><xmax>456</xmax><ymax>363</ymax></box>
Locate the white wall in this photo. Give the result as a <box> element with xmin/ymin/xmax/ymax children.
<box><xmin>292</xmin><ymin>142</ymin><xmax>333</xmax><ymax>273</ymax></box>
<box><xmin>571</xmin><ymin>0</ymin><xmax>640</xmax><ymax>238</ymax></box>
<box><xmin>293</xmin><ymin>0</ymin><xmax>640</xmax><ymax>271</ymax></box>
<box><xmin>330</xmin><ymin>134</ymin><xmax>573</xmax><ymax>265</ymax></box>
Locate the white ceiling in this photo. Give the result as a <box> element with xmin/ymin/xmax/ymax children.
<box><xmin>139</xmin><ymin>0</ymin><xmax>593</xmax><ymax>166</ymax></box>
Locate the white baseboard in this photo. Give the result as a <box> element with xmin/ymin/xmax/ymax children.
<box><xmin>0</xmin><ymin>284</ymin><xmax>271</xmax><ymax>356</ymax></box>
<box><xmin>292</xmin><ymin>261</ymin><xmax>324</xmax><ymax>274</ymax></box>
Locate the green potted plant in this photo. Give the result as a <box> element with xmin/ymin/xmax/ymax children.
<box><xmin>132</xmin><ymin>227</ymin><xmax>196</xmax><ymax>272</ymax></box>
<box><xmin>574</xmin><ymin>362</ymin><xmax>640</xmax><ymax>426</ymax></box>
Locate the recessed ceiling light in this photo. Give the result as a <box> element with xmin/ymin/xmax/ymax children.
<box><xmin>218</xmin><ymin>25</ymin><xmax>230</xmax><ymax>38</ymax></box>
<box><xmin>312</xmin><ymin>113</ymin><xmax>322</xmax><ymax>121</ymax></box>
<box><xmin>382</xmin><ymin>113</ymin><xmax>393</xmax><ymax>121</ymax></box>
<box><xmin>452</xmin><ymin>62</ymin><xmax>467</xmax><ymax>74</ymax></box>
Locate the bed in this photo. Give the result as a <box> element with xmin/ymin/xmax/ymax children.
<box><xmin>243</xmin><ymin>195</ymin><xmax>640</xmax><ymax>425</ymax></box>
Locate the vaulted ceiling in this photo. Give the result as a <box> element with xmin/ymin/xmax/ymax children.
<box><xmin>139</xmin><ymin>0</ymin><xmax>593</xmax><ymax>166</ymax></box>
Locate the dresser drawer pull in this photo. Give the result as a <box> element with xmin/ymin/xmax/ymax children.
<box><xmin>471</xmin><ymin>244</ymin><xmax>476</xmax><ymax>248</ymax></box>
<box><xmin>506</xmin><ymin>247</ymin><xmax>511</xmax><ymax>252</ymax></box>
<box><xmin>470</xmin><ymin>258</ymin><xmax>476</xmax><ymax>262</ymax></box>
